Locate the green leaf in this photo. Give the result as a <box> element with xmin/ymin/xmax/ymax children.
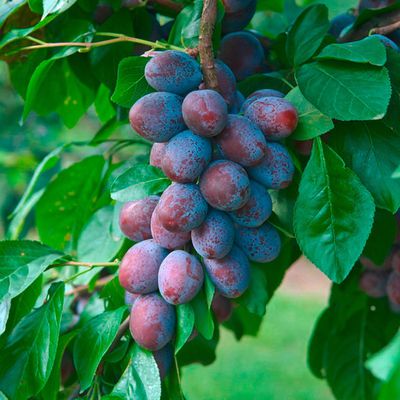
<box><xmin>105</xmin><ymin>345</ymin><xmax>161</xmax><ymax>400</ymax></box>
<box><xmin>316</xmin><ymin>36</ymin><xmax>386</xmax><ymax>66</ymax></box>
<box><xmin>0</xmin><ymin>240</ymin><xmax>62</xmax><ymax>303</ymax></box>
<box><xmin>99</xmin><ymin>276</ymin><xmax>125</xmax><ymax>311</ymax></box>
<box><xmin>95</xmin><ymin>84</ymin><xmax>116</xmax><ymax>124</ymax></box>
<box><xmin>191</xmin><ymin>290</ymin><xmax>214</xmax><ymax>340</ymax></box>
<box><xmin>175</xmin><ymin>303</ymin><xmax>195</xmax><ymax>354</ymax></box>
<box><xmin>286</xmin><ymin>4</ymin><xmax>330</xmax><ymax>66</ymax></box>
<box><xmin>237</xmin><ymin>73</ymin><xmax>291</xmax><ymax>97</ymax></box>
<box><xmin>42</xmin><ymin>0</ymin><xmax>77</xmax><ymax>20</ymax></box>
<box><xmin>0</xmin><ymin>299</ymin><xmax>11</xmax><ymax>336</ymax></box>
<box><xmin>296</xmin><ymin>61</ymin><xmax>391</xmax><ymax>121</ymax></box>
<box><xmin>285</xmin><ymin>87</ymin><xmax>334</xmax><ymax>140</ymax></box>
<box><xmin>111</xmin><ymin>57</ymin><xmax>154</xmax><ymax>108</ymax></box>
<box><xmin>77</xmin><ymin>206</ymin><xmax>124</xmax><ymax>263</ymax></box>
<box><xmin>237</xmin><ymin>267</ymin><xmax>268</xmax><ymax>316</ymax></box>
<box><xmin>294</xmin><ymin>138</ymin><xmax>375</xmax><ymax>283</ymax></box>
<box><xmin>204</xmin><ymin>273</ymin><xmax>215</xmax><ymax>309</ymax></box>
<box><xmin>0</xmin><ymin>0</ymin><xmax>27</xmax><ymax>26</ymax></box>
<box><xmin>0</xmin><ymin>282</ymin><xmax>64</xmax><ymax>400</ymax></box>
<box><xmin>111</xmin><ymin>164</ymin><xmax>170</xmax><ymax>202</ymax></box>
<box><xmin>36</xmin><ymin>155</ymin><xmax>105</xmax><ymax>251</ymax></box>
<box><xmin>379</xmin><ymin>367</ymin><xmax>400</xmax><ymax>400</ymax></box>
<box><xmin>330</xmin><ymin>121</ymin><xmax>400</xmax><ymax>213</ymax></box>
<box><xmin>73</xmin><ymin>307</ymin><xmax>125</xmax><ymax>391</ymax></box>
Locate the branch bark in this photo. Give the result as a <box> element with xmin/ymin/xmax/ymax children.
<box><xmin>199</xmin><ymin>0</ymin><xmax>218</xmax><ymax>90</ymax></box>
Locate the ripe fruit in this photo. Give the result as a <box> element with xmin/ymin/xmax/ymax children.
<box><xmin>247</xmin><ymin>142</ymin><xmax>295</xmax><ymax>189</ymax></box>
<box><xmin>158</xmin><ymin>250</ymin><xmax>204</xmax><ymax>304</ymax></box>
<box><xmin>200</xmin><ymin>160</ymin><xmax>250</xmax><ymax>211</ymax></box>
<box><xmin>387</xmin><ymin>271</ymin><xmax>400</xmax><ymax>306</ymax></box>
<box><xmin>204</xmin><ymin>246</ymin><xmax>250</xmax><ymax>298</ymax></box>
<box><xmin>191</xmin><ymin>209</ymin><xmax>235</xmax><ymax>259</ymax></box>
<box><xmin>153</xmin><ymin>344</ymin><xmax>174</xmax><ymax>379</ymax></box>
<box><xmin>241</xmin><ymin>89</ymin><xmax>285</xmax><ymax>114</ymax></box>
<box><xmin>211</xmin><ymin>293</ymin><xmax>233</xmax><ymax>323</ymax></box>
<box><xmin>145</xmin><ymin>50</ymin><xmax>203</xmax><ymax>95</ymax></box>
<box><xmin>328</xmin><ymin>13</ymin><xmax>356</xmax><ymax>38</ymax></box>
<box><xmin>119</xmin><ymin>196</ymin><xmax>159</xmax><ymax>241</ymax></box>
<box><xmin>358</xmin><ymin>0</ymin><xmax>395</xmax><ymax>11</ymax></box>
<box><xmin>182</xmin><ymin>90</ymin><xmax>228</xmax><ymax>137</ymax></box>
<box><xmin>162</xmin><ymin>130</ymin><xmax>212</xmax><ymax>183</ymax></box>
<box><xmin>129</xmin><ymin>92</ymin><xmax>185</xmax><ymax>142</ymax></box>
<box><xmin>219</xmin><ymin>32</ymin><xmax>265</xmax><ymax>81</ymax></box>
<box><xmin>229</xmin><ymin>91</ymin><xmax>245</xmax><ymax>114</ymax></box>
<box><xmin>119</xmin><ymin>240</ymin><xmax>168</xmax><ymax>294</ymax></box>
<box><xmin>125</xmin><ymin>291</ymin><xmax>140</xmax><ymax>310</ymax></box>
<box><xmin>222</xmin><ymin>0</ymin><xmax>256</xmax><ymax>34</ymax></box>
<box><xmin>235</xmin><ymin>223</ymin><xmax>281</xmax><ymax>263</ymax></box>
<box><xmin>222</xmin><ymin>0</ymin><xmax>253</xmax><ymax>13</ymax></box>
<box><xmin>150</xmin><ymin>143</ymin><xmax>167</xmax><ymax>168</ymax></box>
<box><xmin>359</xmin><ymin>269</ymin><xmax>388</xmax><ymax>298</ymax></box>
<box><xmin>215</xmin><ymin>115</ymin><xmax>267</xmax><ymax>167</ymax></box>
<box><xmin>157</xmin><ymin>183</ymin><xmax>208</xmax><ymax>232</ymax></box>
<box><xmin>151</xmin><ymin>207</ymin><xmax>191</xmax><ymax>250</ymax></box>
<box><xmin>130</xmin><ymin>293</ymin><xmax>176</xmax><ymax>351</ymax></box>
<box><xmin>244</xmin><ymin>96</ymin><xmax>298</xmax><ymax>140</ymax></box>
<box><xmin>229</xmin><ymin>180</ymin><xmax>272</xmax><ymax>228</ymax></box>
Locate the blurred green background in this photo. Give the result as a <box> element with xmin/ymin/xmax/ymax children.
<box><xmin>0</xmin><ymin>61</ymin><xmax>333</xmax><ymax>400</ymax></box>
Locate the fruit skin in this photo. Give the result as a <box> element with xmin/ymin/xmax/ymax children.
<box><xmin>219</xmin><ymin>32</ymin><xmax>265</xmax><ymax>81</ymax></box>
<box><xmin>153</xmin><ymin>343</ymin><xmax>174</xmax><ymax>380</ymax></box>
<box><xmin>119</xmin><ymin>240</ymin><xmax>168</xmax><ymax>294</ymax></box>
<box><xmin>151</xmin><ymin>207</ymin><xmax>191</xmax><ymax>250</ymax></box>
<box><xmin>158</xmin><ymin>250</ymin><xmax>204</xmax><ymax>305</ymax></box>
<box><xmin>150</xmin><ymin>143</ymin><xmax>167</xmax><ymax>168</ymax></box>
<box><xmin>229</xmin><ymin>91</ymin><xmax>245</xmax><ymax>114</ymax></box>
<box><xmin>229</xmin><ymin>180</ymin><xmax>272</xmax><ymax>228</ymax></box>
<box><xmin>328</xmin><ymin>13</ymin><xmax>356</xmax><ymax>38</ymax></box>
<box><xmin>244</xmin><ymin>96</ymin><xmax>298</xmax><ymax>141</ymax></box>
<box><xmin>129</xmin><ymin>92</ymin><xmax>185</xmax><ymax>142</ymax></box>
<box><xmin>358</xmin><ymin>0</ymin><xmax>395</xmax><ymax>12</ymax></box>
<box><xmin>211</xmin><ymin>293</ymin><xmax>233</xmax><ymax>323</ymax></box>
<box><xmin>191</xmin><ymin>209</ymin><xmax>235</xmax><ymax>259</ymax></box>
<box><xmin>130</xmin><ymin>293</ymin><xmax>176</xmax><ymax>351</ymax></box>
<box><xmin>182</xmin><ymin>90</ymin><xmax>228</xmax><ymax>137</ymax></box>
<box><xmin>125</xmin><ymin>291</ymin><xmax>140</xmax><ymax>310</ymax></box>
<box><xmin>215</xmin><ymin>115</ymin><xmax>267</xmax><ymax>167</ymax></box>
<box><xmin>145</xmin><ymin>50</ymin><xmax>203</xmax><ymax>95</ymax></box>
<box><xmin>235</xmin><ymin>223</ymin><xmax>281</xmax><ymax>263</ymax></box>
<box><xmin>119</xmin><ymin>196</ymin><xmax>159</xmax><ymax>241</ymax></box>
<box><xmin>222</xmin><ymin>0</ymin><xmax>253</xmax><ymax>13</ymax></box>
<box><xmin>241</xmin><ymin>89</ymin><xmax>285</xmax><ymax>114</ymax></box>
<box><xmin>387</xmin><ymin>271</ymin><xmax>400</xmax><ymax>306</ymax></box>
<box><xmin>200</xmin><ymin>160</ymin><xmax>250</xmax><ymax>211</ymax></box>
<box><xmin>162</xmin><ymin>130</ymin><xmax>212</xmax><ymax>183</ymax></box>
<box><xmin>371</xmin><ymin>34</ymin><xmax>400</xmax><ymax>51</ymax></box>
<box><xmin>203</xmin><ymin>246</ymin><xmax>250</xmax><ymax>298</ymax></box>
<box><xmin>359</xmin><ymin>269</ymin><xmax>389</xmax><ymax>298</ymax></box>
<box><xmin>222</xmin><ymin>0</ymin><xmax>256</xmax><ymax>34</ymax></box>
<box><xmin>157</xmin><ymin>183</ymin><xmax>208</xmax><ymax>232</ymax></box>
<box><xmin>247</xmin><ymin>142</ymin><xmax>295</xmax><ymax>189</ymax></box>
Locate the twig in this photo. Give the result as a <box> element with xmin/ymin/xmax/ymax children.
<box><xmin>52</xmin><ymin>260</ymin><xmax>119</xmax><ymax>268</ymax></box>
<box><xmin>65</xmin><ymin>275</ymin><xmax>114</xmax><ymax>296</ymax></box>
<box><xmin>108</xmin><ymin>317</ymin><xmax>130</xmax><ymax>354</ymax></box>
<box><xmin>149</xmin><ymin>0</ymin><xmax>184</xmax><ymax>13</ymax></box>
<box><xmin>199</xmin><ymin>0</ymin><xmax>218</xmax><ymax>90</ymax></box>
<box><xmin>371</xmin><ymin>19</ymin><xmax>400</xmax><ymax>35</ymax></box>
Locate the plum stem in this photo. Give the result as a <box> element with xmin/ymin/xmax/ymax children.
<box><xmin>199</xmin><ymin>0</ymin><xmax>219</xmax><ymax>90</ymax></box>
<box><xmin>52</xmin><ymin>260</ymin><xmax>120</xmax><ymax>268</ymax></box>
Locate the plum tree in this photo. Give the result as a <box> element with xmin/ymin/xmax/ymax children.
<box><xmin>247</xmin><ymin>142</ymin><xmax>295</xmax><ymax>189</ymax></box>
<box><xmin>215</xmin><ymin>115</ymin><xmax>267</xmax><ymax>167</ymax></box>
<box><xmin>145</xmin><ymin>51</ymin><xmax>203</xmax><ymax>95</ymax></box>
<box><xmin>119</xmin><ymin>196</ymin><xmax>159</xmax><ymax>241</ymax></box>
<box><xmin>158</xmin><ymin>250</ymin><xmax>204</xmax><ymax>304</ymax></box>
<box><xmin>157</xmin><ymin>183</ymin><xmax>208</xmax><ymax>232</ymax></box>
<box><xmin>162</xmin><ymin>130</ymin><xmax>212</xmax><ymax>182</ymax></box>
<box><xmin>129</xmin><ymin>293</ymin><xmax>176</xmax><ymax>351</ymax></box>
<box><xmin>203</xmin><ymin>246</ymin><xmax>250</xmax><ymax>298</ymax></box>
<box><xmin>200</xmin><ymin>160</ymin><xmax>250</xmax><ymax>211</ymax></box>
<box><xmin>182</xmin><ymin>90</ymin><xmax>228</xmax><ymax>137</ymax></box>
<box><xmin>191</xmin><ymin>209</ymin><xmax>235</xmax><ymax>259</ymax></box>
<box><xmin>129</xmin><ymin>92</ymin><xmax>185</xmax><ymax>142</ymax></box>
<box><xmin>229</xmin><ymin>180</ymin><xmax>272</xmax><ymax>227</ymax></box>
<box><xmin>219</xmin><ymin>32</ymin><xmax>265</xmax><ymax>81</ymax></box>
<box><xmin>235</xmin><ymin>223</ymin><xmax>281</xmax><ymax>263</ymax></box>
<box><xmin>118</xmin><ymin>240</ymin><xmax>168</xmax><ymax>294</ymax></box>
<box><xmin>244</xmin><ymin>97</ymin><xmax>298</xmax><ymax>140</ymax></box>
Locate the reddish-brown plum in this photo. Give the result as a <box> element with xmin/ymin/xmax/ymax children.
<box><xmin>203</xmin><ymin>246</ymin><xmax>250</xmax><ymax>298</ymax></box>
<box><xmin>211</xmin><ymin>293</ymin><xmax>233</xmax><ymax>323</ymax></box>
<box><xmin>387</xmin><ymin>271</ymin><xmax>400</xmax><ymax>306</ymax></box>
<box><xmin>229</xmin><ymin>91</ymin><xmax>245</xmax><ymax>114</ymax></box>
<box><xmin>153</xmin><ymin>343</ymin><xmax>174</xmax><ymax>380</ymax></box>
<box><xmin>150</xmin><ymin>143</ymin><xmax>167</xmax><ymax>168</ymax></box>
<box><xmin>215</xmin><ymin>115</ymin><xmax>267</xmax><ymax>167</ymax></box>
<box><xmin>182</xmin><ymin>90</ymin><xmax>228</xmax><ymax>137</ymax></box>
<box><xmin>241</xmin><ymin>88</ymin><xmax>285</xmax><ymax>114</ymax></box>
<box><xmin>222</xmin><ymin>0</ymin><xmax>253</xmax><ymax>13</ymax></box>
<box><xmin>157</xmin><ymin>183</ymin><xmax>208</xmax><ymax>232</ymax></box>
<box><xmin>151</xmin><ymin>208</ymin><xmax>191</xmax><ymax>250</ymax></box>
<box><xmin>222</xmin><ymin>0</ymin><xmax>256</xmax><ymax>34</ymax></box>
<box><xmin>244</xmin><ymin>96</ymin><xmax>298</xmax><ymax>140</ymax></box>
<box><xmin>130</xmin><ymin>293</ymin><xmax>176</xmax><ymax>351</ymax></box>
<box><xmin>119</xmin><ymin>196</ymin><xmax>159</xmax><ymax>241</ymax></box>
<box><xmin>129</xmin><ymin>92</ymin><xmax>185</xmax><ymax>142</ymax></box>
<box><xmin>359</xmin><ymin>269</ymin><xmax>389</xmax><ymax>298</ymax></box>
<box><xmin>162</xmin><ymin>130</ymin><xmax>212</xmax><ymax>182</ymax></box>
<box><xmin>119</xmin><ymin>240</ymin><xmax>168</xmax><ymax>294</ymax></box>
<box><xmin>191</xmin><ymin>210</ymin><xmax>235</xmax><ymax>259</ymax></box>
<box><xmin>125</xmin><ymin>291</ymin><xmax>140</xmax><ymax>310</ymax></box>
<box><xmin>158</xmin><ymin>250</ymin><xmax>204</xmax><ymax>304</ymax></box>
<box><xmin>200</xmin><ymin>160</ymin><xmax>250</xmax><ymax>211</ymax></box>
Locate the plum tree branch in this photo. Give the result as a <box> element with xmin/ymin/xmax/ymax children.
<box><xmin>65</xmin><ymin>275</ymin><xmax>114</xmax><ymax>296</ymax></box>
<box><xmin>108</xmin><ymin>317</ymin><xmax>130</xmax><ymax>354</ymax></box>
<box><xmin>199</xmin><ymin>0</ymin><xmax>218</xmax><ymax>90</ymax></box>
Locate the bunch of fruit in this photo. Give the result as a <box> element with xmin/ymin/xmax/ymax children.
<box><xmin>117</xmin><ymin>41</ymin><xmax>298</xmax><ymax>376</ymax></box>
